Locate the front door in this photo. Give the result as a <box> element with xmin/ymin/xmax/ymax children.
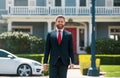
<box><xmin>65</xmin><ymin>28</ymin><xmax>77</xmax><ymax>54</ymax></box>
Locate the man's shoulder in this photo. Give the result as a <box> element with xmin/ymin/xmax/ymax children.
<box><xmin>48</xmin><ymin>29</ymin><xmax>56</xmax><ymax>34</ymax></box>
<box><xmin>64</xmin><ymin>29</ymin><xmax>72</xmax><ymax>35</ymax></box>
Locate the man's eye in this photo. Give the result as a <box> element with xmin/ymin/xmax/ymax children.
<box><xmin>58</xmin><ymin>21</ymin><xmax>63</xmax><ymax>23</ymax></box>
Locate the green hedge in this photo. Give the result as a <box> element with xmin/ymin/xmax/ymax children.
<box><xmin>0</xmin><ymin>32</ymin><xmax>45</xmax><ymax>54</ymax></box>
<box><xmin>96</xmin><ymin>39</ymin><xmax>120</xmax><ymax>54</ymax></box>
<box><xmin>85</xmin><ymin>38</ymin><xmax>120</xmax><ymax>54</ymax></box>
<box><xmin>16</xmin><ymin>54</ymin><xmax>120</xmax><ymax>65</ymax></box>
<box><xmin>16</xmin><ymin>54</ymin><xmax>44</xmax><ymax>64</ymax></box>
<box><xmin>16</xmin><ymin>54</ymin><xmax>120</xmax><ymax>75</ymax></box>
<box><xmin>96</xmin><ymin>55</ymin><xmax>120</xmax><ymax>65</ymax></box>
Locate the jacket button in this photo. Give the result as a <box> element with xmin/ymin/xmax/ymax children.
<box><xmin>58</xmin><ymin>56</ymin><xmax>60</xmax><ymax>58</ymax></box>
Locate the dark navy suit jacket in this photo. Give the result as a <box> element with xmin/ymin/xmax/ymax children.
<box><xmin>44</xmin><ymin>29</ymin><xmax>74</xmax><ymax>65</ymax></box>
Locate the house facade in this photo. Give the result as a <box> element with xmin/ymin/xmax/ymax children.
<box><xmin>0</xmin><ymin>0</ymin><xmax>120</xmax><ymax>54</ymax></box>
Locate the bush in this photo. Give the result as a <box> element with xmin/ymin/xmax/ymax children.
<box><xmin>85</xmin><ymin>46</ymin><xmax>91</xmax><ymax>54</ymax></box>
<box><xmin>0</xmin><ymin>31</ymin><xmax>45</xmax><ymax>54</ymax></box>
<box><xmin>96</xmin><ymin>38</ymin><xmax>120</xmax><ymax>54</ymax></box>
<box><xmin>30</xmin><ymin>36</ymin><xmax>45</xmax><ymax>54</ymax></box>
<box><xmin>85</xmin><ymin>38</ymin><xmax>120</xmax><ymax>54</ymax></box>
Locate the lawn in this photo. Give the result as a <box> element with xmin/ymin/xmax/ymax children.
<box><xmin>100</xmin><ymin>65</ymin><xmax>120</xmax><ymax>77</ymax></box>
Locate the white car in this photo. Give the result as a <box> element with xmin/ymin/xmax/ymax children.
<box><xmin>0</xmin><ymin>49</ymin><xmax>43</xmax><ymax>76</ymax></box>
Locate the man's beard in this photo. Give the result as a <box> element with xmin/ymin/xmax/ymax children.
<box><xmin>56</xmin><ymin>24</ymin><xmax>64</xmax><ymax>29</ymax></box>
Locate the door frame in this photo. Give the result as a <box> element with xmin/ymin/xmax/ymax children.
<box><xmin>65</xmin><ymin>25</ymin><xmax>87</xmax><ymax>54</ymax></box>
<box><xmin>77</xmin><ymin>26</ymin><xmax>87</xmax><ymax>54</ymax></box>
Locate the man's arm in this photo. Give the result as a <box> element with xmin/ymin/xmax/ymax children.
<box><xmin>44</xmin><ymin>33</ymin><xmax>51</xmax><ymax>63</ymax></box>
<box><xmin>69</xmin><ymin>33</ymin><xmax>75</xmax><ymax>64</ymax></box>
<box><xmin>68</xmin><ymin>33</ymin><xmax>75</xmax><ymax>69</ymax></box>
<box><xmin>43</xmin><ymin>33</ymin><xmax>51</xmax><ymax>71</ymax></box>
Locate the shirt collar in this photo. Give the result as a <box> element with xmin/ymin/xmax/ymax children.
<box><xmin>56</xmin><ymin>28</ymin><xmax>64</xmax><ymax>32</ymax></box>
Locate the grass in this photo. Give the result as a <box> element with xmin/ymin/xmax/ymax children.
<box><xmin>100</xmin><ymin>65</ymin><xmax>120</xmax><ymax>77</ymax></box>
<box><xmin>16</xmin><ymin>53</ymin><xmax>44</xmax><ymax>56</ymax></box>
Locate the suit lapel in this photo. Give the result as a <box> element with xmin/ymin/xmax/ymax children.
<box><xmin>53</xmin><ymin>29</ymin><xmax>66</xmax><ymax>46</ymax></box>
<box><xmin>54</xmin><ymin>30</ymin><xmax>58</xmax><ymax>44</ymax></box>
<box><xmin>61</xmin><ymin>30</ymin><xmax>65</xmax><ymax>45</ymax></box>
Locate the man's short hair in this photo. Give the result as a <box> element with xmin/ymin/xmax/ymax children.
<box><xmin>56</xmin><ymin>15</ymin><xmax>65</xmax><ymax>21</ymax></box>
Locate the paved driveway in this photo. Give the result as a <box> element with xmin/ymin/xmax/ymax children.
<box><xmin>0</xmin><ymin>68</ymin><xmax>105</xmax><ymax>78</ymax></box>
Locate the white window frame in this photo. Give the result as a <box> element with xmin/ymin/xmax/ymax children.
<box><xmin>105</xmin><ymin>0</ymin><xmax>113</xmax><ymax>7</ymax></box>
<box><xmin>109</xmin><ymin>26</ymin><xmax>120</xmax><ymax>40</ymax></box>
<box><xmin>109</xmin><ymin>26</ymin><xmax>120</xmax><ymax>34</ymax></box>
<box><xmin>28</xmin><ymin>0</ymin><xmax>36</xmax><ymax>10</ymax></box>
<box><xmin>86</xmin><ymin>0</ymin><xmax>89</xmax><ymax>7</ymax></box>
<box><xmin>28</xmin><ymin>0</ymin><xmax>36</xmax><ymax>6</ymax></box>
<box><xmin>12</xmin><ymin>26</ymin><xmax>33</xmax><ymax>34</ymax></box>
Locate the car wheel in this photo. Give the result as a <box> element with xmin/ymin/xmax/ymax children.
<box><xmin>17</xmin><ymin>64</ymin><xmax>32</xmax><ymax>76</ymax></box>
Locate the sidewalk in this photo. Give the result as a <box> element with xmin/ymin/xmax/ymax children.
<box><xmin>40</xmin><ymin>65</ymin><xmax>105</xmax><ymax>78</ymax></box>
<box><xmin>0</xmin><ymin>65</ymin><xmax>106</xmax><ymax>78</ymax></box>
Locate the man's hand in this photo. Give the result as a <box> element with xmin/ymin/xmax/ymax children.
<box><xmin>43</xmin><ymin>64</ymin><xmax>48</xmax><ymax>71</ymax></box>
<box><xmin>68</xmin><ymin>64</ymin><xmax>74</xmax><ymax>69</ymax></box>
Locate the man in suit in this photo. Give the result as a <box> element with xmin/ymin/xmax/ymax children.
<box><xmin>43</xmin><ymin>15</ymin><xmax>74</xmax><ymax>78</ymax></box>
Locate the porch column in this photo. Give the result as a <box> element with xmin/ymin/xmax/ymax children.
<box><xmin>47</xmin><ymin>21</ymin><xmax>52</xmax><ymax>32</ymax></box>
<box><xmin>8</xmin><ymin>20</ymin><xmax>12</xmax><ymax>31</ymax></box>
<box><xmin>89</xmin><ymin>20</ymin><xmax>92</xmax><ymax>45</ymax></box>
<box><xmin>76</xmin><ymin>0</ymin><xmax>79</xmax><ymax>14</ymax></box>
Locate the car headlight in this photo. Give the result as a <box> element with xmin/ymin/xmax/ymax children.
<box><xmin>32</xmin><ymin>62</ymin><xmax>42</xmax><ymax>66</ymax></box>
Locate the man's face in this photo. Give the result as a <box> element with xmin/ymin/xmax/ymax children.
<box><xmin>55</xmin><ymin>18</ymin><xmax>65</xmax><ymax>29</ymax></box>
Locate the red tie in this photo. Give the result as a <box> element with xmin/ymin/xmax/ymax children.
<box><xmin>58</xmin><ymin>30</ymin><xmax>61</xmax><ymax>45</ymax></box>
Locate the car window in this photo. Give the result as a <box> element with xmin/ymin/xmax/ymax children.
<box><xmin>0</xmin><ymin>51</ymin><xmax>9</xmax><ymax>57</ymax></box>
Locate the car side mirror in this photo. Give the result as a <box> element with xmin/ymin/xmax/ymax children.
<box><xmin>8</xmin><ymin>55</ymin><xmax>15</xmax><ymax>59</ymax></box>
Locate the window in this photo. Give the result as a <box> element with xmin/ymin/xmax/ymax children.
<box><xmin>14</xmin><ymin>0</ymin><xmax>36</xmax><ymax>6</ymax></box>
<box><xmin>79</xmin><ymin>0</ymin><xmax>86</xmax><ymax>6</ymax></box>
<box><xmin>109</xmin><ymin>26</ymin><xmax>120</xmax><ymax>41</ymax></box>
<box><xmin>14</xmin><ymin>0</ymin><xmax>28</xmax><ymax>6</ymax></box>
<box><xmin>65</xmin><ymin>0</ymin><xmax>76</xmax><ymax>6</ymax></box>
<box><xmin>12</xmin><ymin>26</ymin><xmax>32</xmax><ymax>34</ymax></box>
<box><xmin>37</xmin><ymin>0</ymin><xmax>46</xmax><ymax>6</ymax></box>
<box><xmin>55</xmin><ymin>0</ymin><xmax>61</xmax><ymax>6</ymax></box>
<box><xmin>79</xmin><ymin>29</ymin><xmax>85</xmax><ymax>47</ymax></box>
<box><xmin>114</xmin><ymin>0</ymin><xmax>120</xmax><ymax>6</ymax></box>
<box><xmin>96</xmin><ymin>0</ymin><xmax>105</xmax><ymax>6</ymax></box>
<box><xmin>0</xmin><ymin>51</ymin><xmax>9</xmax><ymax>57</ymax></box>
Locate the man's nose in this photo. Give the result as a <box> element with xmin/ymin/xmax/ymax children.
<box><xmin>59</xmin><ymin>21</ymin><xmax>63</xmax><ymax>24</ymax></box>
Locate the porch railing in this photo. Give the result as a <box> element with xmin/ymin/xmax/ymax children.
<box><xmin>96</xmin><ymin>7</ymin><xmax>120</xmax><ymax>15</ymax></box>
<box><xmin>10</xmin><ymin>6</ymin><xmax>49</xmax><ymax>15</ymax></box>
<box><xmin>7</xmin><ymin>6</ymin><xmax>120</xmax><ymax>16</ymax></box>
